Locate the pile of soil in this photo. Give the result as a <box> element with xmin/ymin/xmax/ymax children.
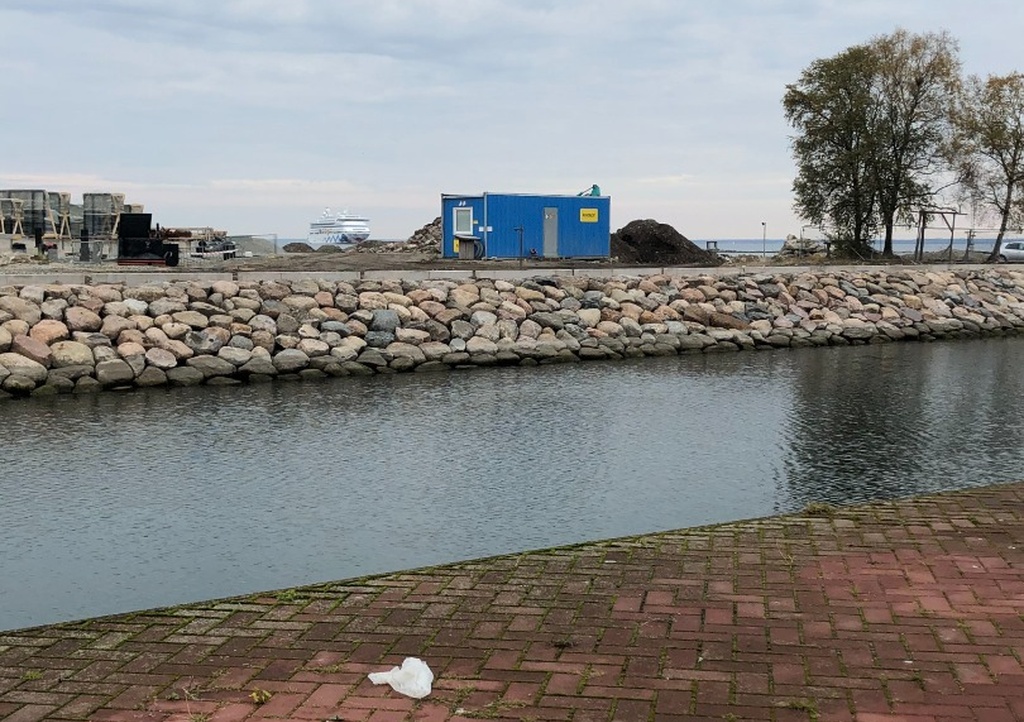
<box><xmin>610</xmin><ymin>219</ymin><xmax>721</xmax><ymax>266</ymax></box>
<box><xmin>282</xmin><ymin>242</ymin><xmax>315</xmax><ymax>253</ymax></box>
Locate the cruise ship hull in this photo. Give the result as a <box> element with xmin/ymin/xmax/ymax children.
<box><xmin>307</xmin><ymin>208</ymin><xmax>370</xmax><ymax>245</ymax></box>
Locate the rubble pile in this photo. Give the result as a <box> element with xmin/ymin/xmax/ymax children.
<box><xmin>348</xmin><ymin>217</ymin><xmax>442</xmax><ymax>255</ymax></box>
<box><xmin>405</xmin><ymin>217</ymin><xmax>442</xmax><ymax>252</ymax></box>
<box><xmin>777</xmin><ymin>234</ymin><xmax>826</xmax><ymax>257</ymax></box>
<box><xmin>611</xmin><ymin>219</ymin><xmax>721</xmax><ymax>266</ymax></box>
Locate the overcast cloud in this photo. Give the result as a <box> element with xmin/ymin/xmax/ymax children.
<box><xmin>1</xmin><ymin>0</ymin><xmax>1021</xmax><ymax>240</ymax></box>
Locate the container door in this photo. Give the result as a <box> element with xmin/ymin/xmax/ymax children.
<box><xmin>543</xmin><ymin>207</ymin><xmax>558</xmax><ymax>257</ymax></box>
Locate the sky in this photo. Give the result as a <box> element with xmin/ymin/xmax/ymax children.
<box><xmin>1</xmin><ymin>0</ymin><xmax>1022</xmax><ymax>241</ymax></box>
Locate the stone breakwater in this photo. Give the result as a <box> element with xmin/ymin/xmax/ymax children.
<box><xmin>2</xmin><ymin>268</ymin><xmax>1024</xmax><ymax>398</ymax></box>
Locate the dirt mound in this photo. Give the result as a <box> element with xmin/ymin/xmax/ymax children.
<box><xmin>282</xmin><ymin>242</ymin><xmax>315</xmax><ymax>253</ymax></box>
<box><xmin>315</xmin><ymin>243</ymin><xmax>346</xmax><ymax>253</ymax></box>
<box><xmin>610</xmin><ymin>219</ymin><xmax>721</xmax><ymax>266</ymax></box>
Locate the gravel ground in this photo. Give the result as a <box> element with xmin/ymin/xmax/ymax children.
<box><xmin>0</xmin><ymin>251</ymin><xmax>650</xmax><ymax>277</ymax></box>
<box><xmin>0</xmin><ymin>249</ymin><xmax>1001</xmax><ymax>279</ymax></box>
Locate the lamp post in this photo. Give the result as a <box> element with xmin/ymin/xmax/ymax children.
<box><xmin>761</xmin><ymin>222</ymin><xmax>767</xmax><ymax>258</ymax></box>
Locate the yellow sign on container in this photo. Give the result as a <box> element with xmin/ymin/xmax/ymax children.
<box><xmin>580</xmin><ymin>208</ymin><xmax>599</xmax><ymax>223</ymax></box>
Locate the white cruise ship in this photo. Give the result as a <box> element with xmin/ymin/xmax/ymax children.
<box><xmin>306</xmin><ymin>208</ymin><xmax>371</xmax><ymax>245</ymax></box>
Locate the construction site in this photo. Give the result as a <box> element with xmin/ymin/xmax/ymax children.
<box><xmin>0</xmin><ymin>189</ymin><xmax>262</xmax><ymax>266</ymax></box>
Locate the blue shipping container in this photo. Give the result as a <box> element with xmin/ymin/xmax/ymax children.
<box><xmin>441</xmin><ymin>192</ymin><xmax>610</xmax><ymax>259</ymax></box>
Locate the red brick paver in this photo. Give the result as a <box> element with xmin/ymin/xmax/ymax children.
<box><xmin>4</xmin><ymin>483</ymin><xmax>1024</xmax><ymax>721</ymax></box>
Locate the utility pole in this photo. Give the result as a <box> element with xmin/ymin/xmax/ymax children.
<box><xmin>761</xmin><ymin>222</ymin><xmax>767</xmax><ymax>258</ymax></box>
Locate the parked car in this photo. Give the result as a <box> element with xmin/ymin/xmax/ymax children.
<box><xmin>998</xmin><ymin>241</ymin><xmax>1024</xmax><ymax>262</ymax></box>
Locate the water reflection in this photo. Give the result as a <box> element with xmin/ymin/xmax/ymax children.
<box><xmin>3</xmin><ymin>338</ymin><xmax>1024</xmax><ymax>630</ymax></box>
<box><xmin>780</xmin><ymin>340</ymin><xmax>1024</xmax><ymax>509</ymax></box>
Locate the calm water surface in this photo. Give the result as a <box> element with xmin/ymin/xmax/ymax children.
<box><xmin>3</xmin><ymin>338</ymin><xmax>1024</xmax><ymax>631</ymax></box>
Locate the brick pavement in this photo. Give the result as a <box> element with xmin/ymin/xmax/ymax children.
<box><xmin>4</xmin><ymin>483</ymin><xmax>1024</xmax><ymax>721</ymax></box>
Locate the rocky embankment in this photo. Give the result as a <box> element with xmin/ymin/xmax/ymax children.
<box><xmin>2</xmin><ymin>268</ymin><xmax>1024</xmax><ymax>399</ymax></box>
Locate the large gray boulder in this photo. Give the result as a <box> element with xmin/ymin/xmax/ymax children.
<box><xmin>0</xmin><ymin>296</ymin><xmax>41</xmax><ymax>326</ymax></box>
<box><xmin>2</xmin><ymin>374</ymin><xmax>37</xmax><ymax>393</ymax></box>
<box><xmin>72</xmin><ymin>332</ymin><xmax>113</xmax><ymax>348</ymax></box>
<box><xmin>172</xmin><ymin>310</ymin><xmax>210</xmax><ymax>329</ymax></box>
<box><xmin>39</xmin><ymin>298</ymin><xmax>69</xmax><ymax>320</ymax></box>
<box><xmin>40</xmin><ymin>375</ymin><xmax>75</xmax><ymax>394</ymax></box>
<box><xmin>73</xmin><ymin>376</ymin><xmax>102</xmax><ymax>394</ymax></box>
<box><xmin>100</xmin><ymin>315</ymin><xmax>136</xmax><ymax>341</ymax></box>
<box><xmin>386</xmin><ymin>342</ymin><xmax>426</xmax><ymax>364</ymax></box>
<box><xmin>123</xmin><ymin>298</ymin><xmax>149</xmax><ymax>316</ymax></box>
<box><xmin>145</xmin><ymin>347</ymin><xmax>178</xmax><ymax>370</ymax></box>
<box><xmin>122</xmin><ymin>285</ymin><xmax>166</xmax><ymax>303</ymax></box>
<box><xmin>47</xmin><ymin>364</ymin><xmax>95</xmax><ymax>381</ymax></box>
<box><xmin>364</xmin><ymin>331</ymin><xmax>395</xmax><ymax>348</ymax></box>
<box><xmin>217</xmin><ymin>346</ymin><xmax>253</xmax><ymax>367</ymax></box>
<box><xmin>276</xmin><ymin>313</ymin><xmax>300</xmax><ymax>334</ymax></box>
<box><xmin>186</xmin><ymin>355</ymin><xmax>237</xmax><ymax>379</ymax></box>
<box><xmin>0</xmin><ymin>352</ymin><xmax>48</xmax><ymax>383</ymax></box>
<box><xmin>185</xmin><ymin>329</ymin><xmax>227</xmax><ymax>355</ymax></box>
<box><xmin>165</xmin><ymin>366</ymin><xmax>205</xmax><ymax>386</ymax></box>
<box><xmin>370</xmin><ymin>309</ymin><xmax>401</xmax><ymax>333</ymax></box>
<box><xmin>135</xmin><ymin>366</ymin><xmax>168</xmax><ymax>387</ymax></box>
<box><xmin>148</xmin><ymin>298</ymin><xmax>188</xmax><ymax>316</ymax></box>
<box><xmin>249</xmin><ymin>314</ymin><xmax>277</xmax><ymax>334</ymax></box>
<box><xmin>65</xmin><ymin>306</ymin><xmax>103</xmax><ymax>332</ymax></box>
<box><xmin>272</xmin><ymin>349</ymin><xmax>310</xmax><ymax>372</ymax></box>
<box><xmin>239</xmin><ymin>357</ymin><xmax>278</xmax><ymax>376</ymax></box>
<box><xmin>211</xmin><ymin>280</ymin><xmax>239</xmax><ymax>298</ymax></box>
<box><xmin>18</xmin><ymin>285</ymin><xmax>46</xmax><ymax>305</ymax></box>
<box><xmin>94</xmin><ymin>359</ymin><xmax>135</xmax><ymax>387</ymax></box>
<box><xmin>283</xmin><ymin>295</ymin><xmax>319</xmax><ymax>314</ymax></box>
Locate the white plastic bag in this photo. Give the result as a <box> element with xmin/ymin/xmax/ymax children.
<box><xmin>367</xmin><ymin>657</ymin><xmax>434</xmax><ymax>699</ymax></box>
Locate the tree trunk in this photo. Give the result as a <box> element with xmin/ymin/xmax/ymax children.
<box><xmin>882</xmin><ymin>219</ymin><xmax>895</xmax><ymax>257</ymax></box>
<box><xmin>986</xmin><ymin>183</ymin><xmax>1016</xmax><ymax>263</ymax></box>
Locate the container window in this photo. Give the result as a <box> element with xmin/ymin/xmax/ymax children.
<box><xmin>454</xmin><ymin>207</ymin><xmax>472</xmax><ymax>234</ymax></box>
